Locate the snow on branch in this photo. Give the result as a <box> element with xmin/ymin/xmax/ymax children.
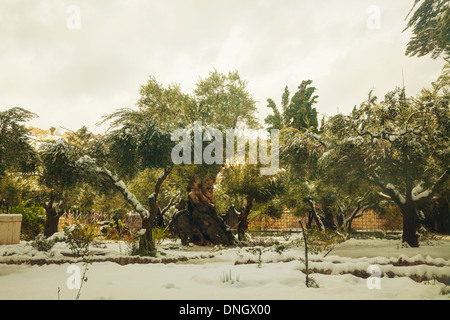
<box><xmin>411</xmin><ymin>182</ymin><xmax>429</xmax><ymax>202</ymax></box>
<box><xmin>385</xmin><ymin>184</ymin><xmax>406</xmax><ymax>205</ymax></box>
<box><xmin>369</xmin><ymin>174</ymin><xmax>407</xmax><ymax>206</ymax></box>
<box><xmin>304</xmin><ymin>131</ymin><xmax>328</xmax><ymax>149</ymax></box>
<box><xmin>412</xmin><ymin>169</ymin><xmax>449</xmax><ymax>203</ymax></box>
<box><xmin>76</xmin><ymin>156</ymin><xmax>150</xmax><ymax>219</ymax></box>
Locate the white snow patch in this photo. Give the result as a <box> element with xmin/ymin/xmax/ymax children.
<box><xmin>0</xmin><ymin>238</ymin><xmax>448</xmax><ymax>300</ymax></box>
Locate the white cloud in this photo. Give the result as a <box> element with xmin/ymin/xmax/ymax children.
<box><xmin>0</xmin><ymin>0</ymin><xmax>445</xmax><ymax>133</ymax></box>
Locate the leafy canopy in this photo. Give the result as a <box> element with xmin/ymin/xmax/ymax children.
<box><xmin>265</xmin><ymin>80</ymin><xmax>319</xmax><ymax>133</ymax></box>
<box><xmin>0</xmin><ymin>108</ymin><xmax>38</xmax><ymax>179</ymax></box>
<box><xmin>404</xmin><ymin>0</ymin><xmax>450</xmax><ymax>60</ymax></box>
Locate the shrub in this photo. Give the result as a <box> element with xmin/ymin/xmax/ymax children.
<box><xmin>126</xmin><ymin>228</ymin><xmax>167</xmax><ymax>257</ymax></box>
<box><xmin>11</xmin><ymin>204</ymin><xmax>46</xmax><ymax>241</ymax></box>
<box><xmin>153</xmin><ymin>227</ymin><xmax>168</xmax><ymax>247</ymax></box>
<box><xmin>31</xmin><ymin>234</ymin><xmax>55</xmax><ymax>252</ymax></box>
<box><xmin>64</xmin><ymin>223</ymin><xmax>96</xmax><ymax>257</ymax></box>
<box><xmin>302</xmin><ymin>227</ymin><xmax>347</xmax><ymax>256</ymax></box>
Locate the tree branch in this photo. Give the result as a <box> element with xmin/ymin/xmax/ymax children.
<box><xmin>412</xmin><ymin>168</ymin><xmax>449</xmax><ymax>204</ymax></box>
<box><xmin>304</xmin><ymin>198</ymin><xmax>325</xmax><ymax>231</ymax></box>
<box><xmin>76</xmin><ymin>156</ymin><xmax>150</xmax><ymax>219</ymax></box>
<box><xmin>368</xmin><ymin>174</ymin><xmax>406</xmax><ymax>208</ymax></box>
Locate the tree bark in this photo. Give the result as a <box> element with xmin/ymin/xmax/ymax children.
<box><xmin>140</xmin><ymin>217</ymin><xmax>155</xmax><ymax>254</ymax></box>
<box><xmin>174</xmin><ymin>175</ymin><xmax>235</xmax><ymax>246</ymax></box>
<box><xmin>369</xmin><ymin>176</ymin><xmax>420</xmax><ymax>247</ymax></box>
<box><xmin>344</xmin><ymin>205</ymin><xmax>365</xmax><ymax>233</ymax></box>
<box><xmin>304</xmin><ymin>198</ymin><xmax>325</xmax><ymax>231</ymax></box>
<box><xmin>43</xmin><ymin>205</ymin><xmax>61</xmax><ymax>238</ymax></box>
<box><xmin>322</xmin><ymin>208</ymin><xmax>337</xmax><ymax>230</ymax></box>
<box><xmin>77</xmin><ymin>156</ymin><xmax>174</xmax><ymax>253</ymax></box>
<box><xmin>401</xmin><ymin>204</ymin><xmax>420</xmax><ymax>247</ymax></box>
<box><xmin>336</xmin><ymin>210</ymin><xmax>344</xmax><ymax>229</ymax></box>
<box><xmin>237</xmin><ymin>195</ymin><xmax>254</xmax><ymax>241</ymax></box>
<box><xmin>306</xmin><ymin>210</ymin><xmax>314</xmax><ymax>229</ymax></box>
<box><xmin>141</xmin><ymin>166</ymin><xmax>172</xmax><ymax>254</ymax></box>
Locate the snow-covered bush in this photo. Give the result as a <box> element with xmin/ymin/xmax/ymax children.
<box><xmin>31</xmin><ymin>234</ymin><xmax>55</xmax><ymax>252</ymax></box>
<box><xmin>64</xmin><ymin>223</ymin><xmax>96</xmax><ymax>257</ymax></box>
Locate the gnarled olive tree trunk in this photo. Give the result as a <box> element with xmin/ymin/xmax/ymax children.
<box><xmin>173</xmin><ymin>175</ymin><xmax>235</xmax><ymax>246</ymax></box>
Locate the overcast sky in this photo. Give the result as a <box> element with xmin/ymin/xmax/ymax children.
<box><xmin>0</xmin><ymin>0</ymin><xmax>446</xmax><ymax>133</ymax></box>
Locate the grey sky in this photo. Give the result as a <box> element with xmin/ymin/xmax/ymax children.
<box><xmin>0</xmin><ymin>0</ymin><xmax>446</xmax><ymax>133</ymax></box>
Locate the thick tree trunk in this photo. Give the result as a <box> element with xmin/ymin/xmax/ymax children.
<box><xmin>174</xmin><ymin>175</ymin><xmax>235</xmax><ymax>246</ymax></box>
<box><xmin>402</xmin><ymin>204</ymin><xmax>420</xmax><ymax>248</ymax></box>
<box><xmin>237</xmin><ymin>196</ymin><xmax>254</xmax><ymax>241</ymax></box>
<box><xmin>140</xmin><ymin>167</ymin><xmax>172</xmax><ymax>255</ymax></box>
<box><xmin>140</xmin><ymin>217</ymin><xmax>155</xmax><ymax>254</ymax></box>
<box><xmin>44</xmin><ymin>207</ymin><xmax>60</xmax><ymax>238</ymax></box>
<box><xmin>322</xmin><ymin>209</ymin><xmax>337</xmax><ymax>230</ymax></box>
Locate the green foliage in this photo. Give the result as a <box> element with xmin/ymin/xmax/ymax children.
<box><xmin>64</xmin><ymin>223</ymin><xmax>96</xmax><ymax>257</ymax></box>
<box><xmin>280</xmin><ymin>69</ymin><xmax>449</xmax><ymax>242</ymax></box>
<box><xmin>220</xmin><ymin>270</ymin><xmax>240</xmax><ymax>284</ymax></box>
<box><xmin>194</xmin><ymin>69</ymin><xmax>259</xmax><ymax>129</ymax></box>
<box><xmin>18</xmin><ymin>204</ymin><xmax>46</xmax><ymax>241</ymax></box>
<box><xmin>303</xmin><ymin>227</ymin><xmax>347</xmax><ymax>255</ymax></box>
<box><xmin>137</xmin><ymin>69</ymin><xmax>260</xmax><ymax>185</ymax></box>
<box><xmin>40</xmin><ymin>141</ymin><xmax>79</xmax><ymax>189</ymax></box>
<box><xmin>138</xmin><ymin>69</ymin><xmax>258</xmax><ymax>130</ymax></box>
<box><xmin>0</xmin><ymin>176</ymin><xmax>22</xmax><ymax>212</ymax></box>
<box><xmin>0</xmin><ymin>108</ymin><xmax>38</xmax><ymax>179</ymax></box>
<box><xmin>265</xmin><ymin>80</ymin><xmax>319</xmax><ymax>133</ymax></box>
<box><xmin>306</xmin><ymin>276</ymin><xmax>320</xmax><ymax>288</ymax></box>
<box><xmin>329</xmin><ymin>77</ymin><xmax>449</xmax><ymax>196</ymax></box>
<box><xmin>31</xmin><ymin>234</ymin><xmax>55</xmax><ymax>252</ymax></box>
<box><xmin>221</xmin><ymin>165</ymin><xmax>285</xmax><ymax>202</ymax></box>
<box><xmin>264</xmin><ymin>98</ymin><xmax>283</xmax><ymax>131</ymax></box>
<box><xmin>404</xmin><ymin>0</ymin><xmax>450</xmax><ymax>59</ymax></box>
<box><xmin>153</xmin><ymin>227</ymin><xmax>169</xmax><ymax>247</ymax></box>
<box><xmin>101</xmin><ymin>109</ymin><xmax>174</xmax><ymax>179</ymax></box>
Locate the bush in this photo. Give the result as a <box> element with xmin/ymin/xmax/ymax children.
<box><xmin>31</xmin><ymin>234</ymin><xmax>55</xmax><ymax>252</ymax></box>
<box><xmin>10</xmin><ymin>204</ymin><xmax>46</xmax><ymax>241</ymax></box>
<box><xmin>126</xmin><ymin>228</ymin><xmax>168</xmax><ymax>257</ymax></box>
<box><xmin>100</xmin><ymin>220</ymin><xmax>131</xmax><ymax>241</ymax></box>
<box><xmin>302</xmin><ymin>227</ymin><xmax>347</xmax><ymax>255</ymax></box>
<box><xmin>153</xmin><ymin>227</ymin><xmax>168</xmax><ymax>247</ymax></box>
<box><xmin>64</xmin><ymin>223</ymin><xmax>96</xmax><ymax>257</ymax></box>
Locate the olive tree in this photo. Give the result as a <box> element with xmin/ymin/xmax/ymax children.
<box><xmin>321</xmin><ymin>71</ymin><xmax>449</xmax><ymax>247</ymax></box>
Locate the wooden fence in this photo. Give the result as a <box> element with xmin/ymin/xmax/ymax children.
<box><xmin>227</xmin><ymin>210</ymin><xmax>400</xmax><ymax>232</ymax></box>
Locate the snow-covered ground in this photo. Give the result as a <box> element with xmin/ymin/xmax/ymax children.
<box><xmin>0</xmin><ymin>235</ymin><xmax>449</xmax><ymax>300</ymax></box>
